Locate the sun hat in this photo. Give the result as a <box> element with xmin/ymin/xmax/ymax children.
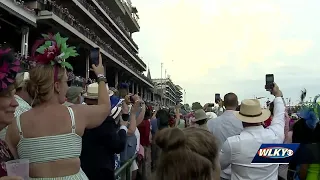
<box><xmin>0</xmin><ymin>48</ymin><xmax>21</xmax><ymax>91</ymax></box>
<box><xmin>66</xmin><ymin>86</ymin><xmax>83</xmax><ymax>103</ymax></box>
<box><xmin>234</xmin><ymin>99</ymin><xmax>271</xmax><ymax>123</ymax></box>
<box><xmin>206</xmin><ymin>112</ymin><xmax>217</xmax><ymax>119</ymax></box>
<box><xmin>83</xmin><ymin>82</ymin><xmax>113</xmax><ymax>99</ymax></box>
<box><xmin>15</xmin><ymin>72</ymin><xmax>29</xmax><ymax>89</ymax></box>
<box><xmin>192</xmin><ymin>109</ymin><xmax>209</xmax><ymax>122</ymax></box>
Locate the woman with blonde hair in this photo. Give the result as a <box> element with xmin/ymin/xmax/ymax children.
<box><xmin>154</xmin><ymin>127</ymin><xmax>220</xmax><ymax>180</ymax></box>
<box><xmin>6</xmin><ymin>33</ymin><xmax>111</xmax><ymax>179</ymax></box>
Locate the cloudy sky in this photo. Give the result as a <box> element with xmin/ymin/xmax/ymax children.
<box><xmin>132</xmin><ymin>0</ymin><xmax>320</xmax><ymax>106</ymax></box>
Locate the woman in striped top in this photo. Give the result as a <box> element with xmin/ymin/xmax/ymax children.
<box><xmin>6</xmin><ymin>34</ymin><xmax>111</xmax><ymax>179</ymax></box>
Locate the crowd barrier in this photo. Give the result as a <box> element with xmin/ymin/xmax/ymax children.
<box><xmin>115</xmin><ymin>154</ymin><xmax>137</xmax><ymax>180</ymax></box>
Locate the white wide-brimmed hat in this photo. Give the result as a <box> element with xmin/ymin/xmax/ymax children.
<box><xmin>234</xmin><ymin>99</ymin><xmax>271</xmax><ymax>123</ymax></box>
<box><xmin>206</xmin><ymin>112</ymin><xmax>217</xmax><ymax>119</ymax></box>
<box><xmin>83</xmin><ymin>83</ymin><xmax>113</xmax><ymax>99</ymax></box>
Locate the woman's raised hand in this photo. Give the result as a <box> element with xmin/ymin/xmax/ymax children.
<box><xmin>91</xmin><ymin>52</ymin><xmax>105</xmax><ymax>76</ymax></box>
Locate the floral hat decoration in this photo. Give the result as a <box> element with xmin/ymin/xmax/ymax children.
<box><xmin>0</xmin><ymin>48</ymin><xmax>21</xmax><ymax>91</ymax></box>
<box><xmin>297</xmin><ymin>88</ymin><xmax>320</xmax><ymax>129</ymax></box>
<box><xmin>31</xmin><ymin>33</ymin><xmax>79</xmax><ymax>80</ymax></box>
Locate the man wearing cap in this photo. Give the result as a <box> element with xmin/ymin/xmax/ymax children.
<box><xmin>219</xmin><ymin>83</ymin><xmax>285</xmax><ymax>180</ymax></box>
<box><xmin>0</xmin><ymin>72</ymin><xmax>32</xmax><ymax>140</ymax></box>
<box><xmin>64</xmin><ymin>86</ymin><xmax>84</xmax><ymax>107</ymax></box>
<box><xmin>80</xmin><ymin>83</ymin><xmax>128</xmax><ymax>180</ymax></box>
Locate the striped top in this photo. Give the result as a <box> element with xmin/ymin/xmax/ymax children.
<box><xmin>16</xmin><ymin>107</ymin><xmax>82</xmax><ymax>164</ymax></box>
<box><xmin>14</xmin><ymin>95</ymin><xmax>32</xmax><ymax>117</ymax></box>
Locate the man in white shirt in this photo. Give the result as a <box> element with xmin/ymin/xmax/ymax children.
<box><xmin>207</xmin><ymin>93</ymin><xmax>243</xmax><ymax>180</ymax></box>
<box><xmin>219</xmin><ymin>83</ymin><xmax>285</xmax><ymax>180</ymax></box>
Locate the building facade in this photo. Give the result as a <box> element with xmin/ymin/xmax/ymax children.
<box><xmin>0</xmin><ymin>0</ymin><xmax>154</xmax><ymax>101</ymax></box>
<box><xmin>152</xmin><ymin>78</ymin><xmax>183</xmax><ymax>107</ymax></box>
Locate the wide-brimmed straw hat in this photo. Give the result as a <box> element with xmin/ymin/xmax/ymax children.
<box><xmin>234</xmin><ymin>99</ymin><xmax>271</xmax><ymax>123</ymax></box>
<box><xmin>192</xmin><ymin>109</ymin><xmax>208</xmax><ymax>122</ymax></box>
<box><xmin>83</xmin><ymin>83</ymin><xmax>113</xmax><ymax>99</ymax></box>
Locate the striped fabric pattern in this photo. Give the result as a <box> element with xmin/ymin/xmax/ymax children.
<box><xmin>16</xmin><ymin>107</ymin><xmax>87</xmax><ymax>179</ymax></box>
<box><xmin>0</xmin><ymin>127</ymin><xmax>7</xmax><ymax>140</ymax></box>
<box><xmin>17</xmin><ymin>133</ymin><xmax>82</xmax><ymax>163</ymax></box>
<box><xmin>14</xmin><ymin>95</ymin><xmax>32</xmax><ymax>117</ymax></box>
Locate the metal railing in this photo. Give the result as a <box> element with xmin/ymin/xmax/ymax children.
<box><xmin>94</xmin><ymin>0</ymin><xmax>138</xmax><ymax>49</ymax></box>
<box><xmin>50</xmin><ymin>2</ymin><xmax>153</xmax><ymax>86</ymax></box>
<box><xmin>75</xmin><ymin>0</ymin><xmax>145</xmax><ymax>68</ymax></box>
<box><xmin>115</xmin><ymin>154</ymin><xmax>137</xmax><ymax>180</ymax></box>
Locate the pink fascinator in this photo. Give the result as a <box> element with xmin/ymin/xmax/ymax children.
<box><xmin>0</xmin><ymin>48</ymin><xmax>21</xmax><ymax>91</ymax></box>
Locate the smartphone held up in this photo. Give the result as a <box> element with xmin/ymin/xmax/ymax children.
<box><xmin>215</xmin><ymin>93</ymin><xmax>221</xmax><ymax>103</ymax></box>
<box><xmin>90</xmin><ymin>48</ymin><xmax>100</xmax><ymax>66</ymax></box>
<box><xmin>265</xmin><ymin>74</ymin><xmax>274</xmax><ymax>91</ymax></box>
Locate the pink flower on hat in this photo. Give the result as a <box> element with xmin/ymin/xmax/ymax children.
<box><xmin>0</xmin><ymin>48</ymin><xmax>21</xmax><ymax>90</ymax></box>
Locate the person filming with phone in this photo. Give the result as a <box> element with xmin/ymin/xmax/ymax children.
<box><xmin>219</xmin><ymin>83</ymin><xmax>285</xmax><ymax>180</ymax></box>
<box><xmin>6</xmin><ymin>37</ymin><xmax>111</xmax><ymax>179</ymax></box>
<box><xmin>203</xmin><ymin>103</ymin><xmax>217</xmax><ymax>119</ymax></box>
<box><xmin>214</xmin><ymin>94</ymin><xmax>225</xmax><ymax>116</ymax></box>
<box><xmin>121</xmin><ymin>94</ymin><xmax>146</xmax><ymax>180</ymax></box>
<box><xmin>207</xmin><ymin>92</ymin><xmax>243</xmax><ymax>180</ymax></box>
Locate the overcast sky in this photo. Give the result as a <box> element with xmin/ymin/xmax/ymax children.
<box><xmin>132</xmin><ymin>0</ymin><xmax>320</xmax><ymax>106</ymax></box>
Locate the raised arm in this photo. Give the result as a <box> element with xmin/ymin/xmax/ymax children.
<box><xmin>75</xmin><ymin>53</ymin><xmax>111</xmax><ymax>129</ymax></box>
<box><xmin>136</xmin><ymin>101</ymin><xmax>146</xmax><ymax>126</ymax></box>
<box><xmin>151</xmin><ymin>105</ymin><xmax>159</xmax><ymax>119</ymax></box>
<box><xmin>267</xmin><ymin>83</ymin><xmax>285</xmax><ymax>142</ymax></box>
<box><xmin>127</xmin><ymin>98</ymin><xmax>142</xmax><ymax>135</ymax></box>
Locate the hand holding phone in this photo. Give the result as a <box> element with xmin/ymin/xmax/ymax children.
<box><xmin>90</xmin><ymin>48</ymin><xmax>100</xmax><ymax>66</ymax></box>
<box><xmin>129</xmin><ymin>94</ymin><xmax>140</xmax><ymax>104</ymax></box>
<box><xmin>215</xmin><ymin>93</ymin><xmax>221</xmax><ymax>103</ymax></box>
<box><xmin>90</xmin><ymin>48</ymin><xmax>104</xmax><ymax>76</ymax></box>
<box><xmin>265</xmin><ymin>74</ymin><xmax>274</xmax><ymax>91</ymax></box>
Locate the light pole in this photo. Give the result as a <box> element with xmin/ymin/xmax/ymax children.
<box><xmin>184</xmin><ymin>89</ymin><xmax>186</xmax><ymax>105</ymax></box>
<box><xmin>160</xmin><ymin>62</ymin><xmax>163</xmax><ymax>106</ymax></box>
<box><xmin>165</xmin><ymin>69</ymin><xmax>167</xmax><ymax>79</ymax></box>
